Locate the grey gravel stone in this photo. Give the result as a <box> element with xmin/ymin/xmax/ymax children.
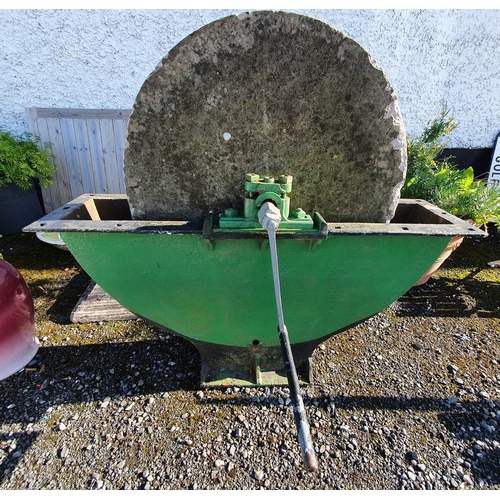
<box><xmin>254</xmin><ymin>470</ymin><xmax>265</xmax><ymax>481</ymax></box>
<box><xmin>1</xmin><ymin>229</ymin><xmax>500</xmax><ymax>490</ymax></box>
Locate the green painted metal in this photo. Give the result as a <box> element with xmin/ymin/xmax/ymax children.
<box><xmin>24</xmin><ymin>194</ymin><xmax>486</xmax><ymax>385</ymax></box>
<box><xmin>243</xmin><ymin>173</ymin><xmax>293</xmax><ymax>219</ymax></box>
<box><xmin>60</xmin><ymin>230</ymin><xmax>451</xmax><ymax>348</ymax></box>
<box><xmin>217</xmin><ymin>215</ymin><xmax>314</xmax><ymax>230</ymax></box>
<box><xmin>220</xmin><ymin>173</ymin><xmax>315</xmax><ymax>230</ymax></box>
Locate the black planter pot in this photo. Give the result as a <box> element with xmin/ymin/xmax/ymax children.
<box><xmin>0</xmin><ymin>183</ymin><xmax>44</xmax><ymax>235</ymax></box>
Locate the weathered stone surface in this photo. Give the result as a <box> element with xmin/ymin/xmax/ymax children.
<box><xmin>124</xmin><ymin>11</ymin><xmax>406</xmax><ymax>223</ymax></box>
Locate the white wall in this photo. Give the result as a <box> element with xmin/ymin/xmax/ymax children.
<box><xmin>1</xmin><ymin>9</ymin><xmax>499</xmax><ymax>148</ymax></box>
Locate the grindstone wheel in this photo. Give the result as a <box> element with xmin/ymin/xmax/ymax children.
<box><xmin>124</xmin><ymin>11</ymin><xmax>406</xmax><ymax>223</ymax></box>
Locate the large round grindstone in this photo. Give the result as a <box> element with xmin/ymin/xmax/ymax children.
<box><xmin>124</xmin><ymin>11</ymin><xmax>406</xmax><ymax>223</ymax></box>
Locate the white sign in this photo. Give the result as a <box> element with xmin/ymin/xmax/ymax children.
<box><xmin>488</xmin><ymin>132</ymin><xmax>500</xmax><ymax>186</ymax></box>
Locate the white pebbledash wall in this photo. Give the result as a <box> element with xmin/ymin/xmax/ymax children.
<box><xmin>1</xmin><ymin>9</ymin><xmax>499</xmax><ymax>148</ymax></box>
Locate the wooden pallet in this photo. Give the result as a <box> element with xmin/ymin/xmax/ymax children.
<box><xmin>70</xmin><ymin>280</ymin><xmax>137</xmax><ymax>323</ymax></box>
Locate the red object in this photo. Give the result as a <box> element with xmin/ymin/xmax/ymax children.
<box><xmin>414</xmin><ymin>235</ymin><xmax>464</xmax><ymax>286</ymax></box>
<box><xmin>0</xmin><ymin>259</ymin><xmax>39</xmax><ymax>380</ymax></box>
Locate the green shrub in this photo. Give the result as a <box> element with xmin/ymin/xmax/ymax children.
<box><xmin>401</xmin><ymin>109</ymin><xmax>500</xmax><ymax>231</ymax></box>
<box><xmin>0</xmin><ymin>130</ymin><xmax>56</xmax><ymax>190</ymax></box>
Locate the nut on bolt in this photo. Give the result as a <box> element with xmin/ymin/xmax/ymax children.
<box><xmin>278</xmin><ymin>174</ymin><xmax>292</xmax><ymax>184</ymax></box>
<box><xmin>224</xmin><ymin>208</ymin><xmax>238</xmax><ymax>218</ymax></box>
<box><xmin>290</xmin><ymin>208</ymin><xmax>307</xmax><ymax>219</ymax></box>
<box><xmin>245</xmin><ymin>173</ymin><xmax>260</xmax><ymax>182</ymax></box>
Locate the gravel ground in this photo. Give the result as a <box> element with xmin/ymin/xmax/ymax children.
<box><xmin>1</xmin><ymin>230</ymin><xmax>499</xmax><ymax>490</ymax></box>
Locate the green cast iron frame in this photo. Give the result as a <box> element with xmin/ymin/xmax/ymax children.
<box><xmin>25</xmin><ymin>195</ymin><xmax>485</xmax><ymax>386</ymax></box>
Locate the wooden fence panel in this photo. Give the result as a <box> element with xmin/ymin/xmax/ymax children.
<box><xmin>26</xmin><ymin>108</ymin><xmax>131</xmax><ymax>213</ymax></box>
<box><xmin>73</xmin><ymin>119</ymin><xmax>95</xmax><ymax>193</ymax></box>
<box><xmin>87</xmin><ymin>119</ymin><xmax>108</xmax><ymax>194</ymax></box>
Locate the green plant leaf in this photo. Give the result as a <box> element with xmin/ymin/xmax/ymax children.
<box><xmin>0</xmin><ymin>130</ymin><xmax>56</xmax><ymax>190</ymax></box>
<box><xmin>403</xmin><ymin>108</ymin><xmax>500</xmax><ymax>230</ymax></box>
<box><xmin>459</xmin><ymin>167</ymin><xmax>474</xmax><ymax>189</ymax></box>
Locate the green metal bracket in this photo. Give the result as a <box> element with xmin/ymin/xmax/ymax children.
<box><xmin>202</xmin><ymin>174</ymin><xmax>328</xmax><ymax>251</ymax></box>
<box><xmin>244</xmin><ymin>172</ymin><xmax>292</xmax><ymax>220</ymax></box>
<box><xmin>219</xmin><ymin>172</ymin><xmax>317</xmax><ymax>231</ymax></box>
<box><xmin>196</xmin><ymin>341</ymin><xmax>314</xmax><ymax>387</ymax></box>
<box><xmin>203</xmin><ymin>208</ymin><xmax>328</xmax><ymax>246</ymax></box>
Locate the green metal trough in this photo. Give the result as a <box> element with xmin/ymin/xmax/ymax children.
<box><xmin>24</xmin><ymin>194</ymin><xmax>485</xmax><ymax>386</ymax></box>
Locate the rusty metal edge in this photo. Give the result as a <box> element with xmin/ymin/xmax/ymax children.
<box><xmin>23</xmin><ymin>194</ymin><xmax>487</xmax><ymax>238</ymax></box>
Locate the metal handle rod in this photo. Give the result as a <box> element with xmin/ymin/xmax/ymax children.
<box><xmin>259</xmin><ymin>202</ymin><xmax>318</xmax><ymax>472</ymax></box>
<box><xmin>279</xmin><ymin>325</ymin><xmax>318</xmax><ymax>471</ymax></box>
<box><xmin>267</xmin><ymin>224</ymin><xmax>286</xmax><ymax>333</ymax></box>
